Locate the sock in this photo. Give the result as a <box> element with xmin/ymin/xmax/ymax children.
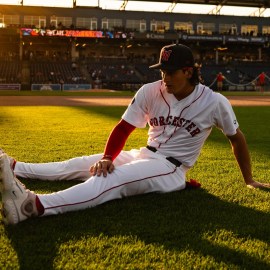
<box><xmin>12</xmin><ymin>160</ymin><xmax>16</xmax><ymax>170</ymax></box>
<box><xmin>186</xmin><ymin>179</ymin><xmax>201</xmax><ymax>189</ymax></box>
<box><xmin>35</xmin><ymin>196</ymin><xmax>45</xmax><ymax>216</ymax></box>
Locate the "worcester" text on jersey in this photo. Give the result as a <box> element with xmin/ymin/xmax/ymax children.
<box><xmin>149</xmin><ymin>116</ymin><xmax>201</xmax><ymax>137</ymax></box>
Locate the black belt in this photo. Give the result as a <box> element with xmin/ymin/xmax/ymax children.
<box><xmin>146</xmin><ymin>145</ymin><xmax>182</xmax><ymax>167</ymax></box>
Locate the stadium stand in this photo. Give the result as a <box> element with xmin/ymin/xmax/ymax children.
<box><xmin>30</xmin><ymin>61</ymin><xmax>88</xmax><ymax>84</ymax></box>
<box><xmin>0</xmin><ymin>62</ymin><xmax>22</xmax><ymax>84</ymax></box>
<box><xmin>134</xmin><ymin>64</ymin><xmax>162</xmax><ymax>83</ymax></box>
<box><xmin>0</xmin><ymin>3</ymin><xmax>270</xmax><ymax>91</ymax></box>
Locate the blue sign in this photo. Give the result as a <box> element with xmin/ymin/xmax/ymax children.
<box><xmin>63</xmin><ymin>84</ymin><xmax>92</xmax><ymax>91</ymax></box>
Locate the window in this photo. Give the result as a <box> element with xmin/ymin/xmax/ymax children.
<box><xmin>174</xmin><ymin>21</ymin><xmax>193</xmax><ymax>33</ymax></box>
<box><xmin>231</xmin><ymin>25</ymin><xmax>237</xmax><ymax>35</ymax></box>
<box><xmin>91</xmin><ymin>19</ymin><xmax>97</xmax><ymax>30</ymax></box>
<box><xmin>151</xmin><ymin>20</ymin><xmax>169</xmax><ymax>33</ymax></box>
<box><xmin>0</xmin><ymin>15</ymin><xmax>4</xmax><ymax>28</ymax></box>
<box><xmin>102</xmin><ymin>18</ymin><xmax>122</xmax><ymax>31</ymax></box>
<box><xmin>3</xmin><ymin>15</ymin><xmax>20</xmax><ymax>26</ymax></box>
<box><xmin>125</xmin><ymin>19</ymin><xmax>146</xmax><ymax>32</ymax></box>
<box><xmin>219</xmin><ymin>23</ymin><xmax>237</xmax><ymax>35</ymax></box>
<box><xmin>50</xmin><ymin>18</ymin><xmax>57</xmax><ymax>28</ymax></box>
<box><xmin>24</xmin><ymin>16</ymin><xmax>46</xmax><ymax>28</ymax></box>
<box><xmin>108</xmin><ymin>18</ymin><xmax>122</xmax><ymax>31</ymax></box>
<box><xmin>50</xmin><ymin>16</ymin><xmax>72</xmax><ymax>28</ymax></box>
<box><xmin>39</xmin><ymin>19</ymin><xmax>46</xmax><ymax>28</ymax></box>
<box><xmin>262</xmin><ymin>26</ymin><xmax>270</xmax><ymax>35</ymax></box>
<box><xmin>197</xmin><ymin>22</ymin><xmax>215</xmax><ymax>35</ymax></box>
<box><xmin>150</xmin><ymin>20</ymin><xmax>157</xmax><ymax>32</ymax></box>
<box><xmin>197</xmin><ymin>23</ymin><xmax>203</xmax><ymax>34</ymax></box>
<box><xmin>140</xmin><ymin>20</ymin><xmax>146</xmax><ymax>32</ymax></box>
<box><xmin>76</xmin><ymin>17</ymin><xmax>97</xmax><ymax>30</ymax></box>
<box><xmin>102</xmin><ymin>18</ymin><xmax>108</xmax><ymax>30</ymax></box>
<box><xmin>241</xmin><ymin>25</ymin><xmax>258</xmax><ymax>36</ymax></box>
<box><xmin>126</xmin><ymin>19</ymin><xmax>140</xmax><ymax>31</ymax></box>
<box><xmin>77</xmin><ymin>17</ymin><xmax>90</xmax><ymax>29</ymax></box>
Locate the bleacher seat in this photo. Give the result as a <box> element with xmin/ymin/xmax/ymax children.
<box><xmin>0</xmin><ymin>61</ymin><xmax>21</xmax><ymax>83</ymax></box>
<box><xmin>30</xmin><ymin>61</ymin><xmax>89</xmax><ymax>84</ymax></box>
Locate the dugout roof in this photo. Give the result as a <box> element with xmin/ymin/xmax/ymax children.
<box><xmin>119</xmin><ymin>0</ymin><xmax>270</xmax><ymax>8</ymax></box>
<box><xmin>116</xmin><ymin>0</ymin><xmax>270</xmax><ymax>13</ymax></box>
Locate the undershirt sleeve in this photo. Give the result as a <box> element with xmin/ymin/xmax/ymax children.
<box><xmin>103</xmin><ymin>119</ymin><xmax>136</xmax><ymax>160</ymax></box>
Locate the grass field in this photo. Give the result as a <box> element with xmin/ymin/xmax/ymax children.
<box><xmin>0</xmin><ymin>101</ymin><xmax>269</xmax><ymax>269</ymax></box>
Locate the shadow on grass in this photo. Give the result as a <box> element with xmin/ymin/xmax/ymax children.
<box><xmin>5</xmin><ymin>186</ymin><xmax>270</xmax><ymax>269</ymax></box>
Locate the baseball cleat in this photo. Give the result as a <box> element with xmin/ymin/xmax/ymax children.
<box><xmin>0</xmin><ymin>148</ymin><xmax>16</xmax><ymax>170</ymax></box>
<box><xmin>0</xmin><ymin>153</ymin><xmax>37</xmax><ymax>225</ymax></box>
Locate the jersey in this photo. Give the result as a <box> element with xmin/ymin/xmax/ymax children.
<box><xmin>258</xmin><ymin>73</ymin><xmax>265</xmax><ymax>85</ymax></box>
<box><xmin>122</xmin><ymin>81</ymin><xmax>239</xmax><ymax>168</ymax></box>
<box><xmin>217</xmin><ymin>73</ymin><xmax>224</xmax><ymax>82</ymax></box>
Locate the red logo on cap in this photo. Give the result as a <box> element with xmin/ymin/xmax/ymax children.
<box><xmin>161</xmin><ymin>50</ymin><xmax>172</xmax><ymax>61</ymax></box>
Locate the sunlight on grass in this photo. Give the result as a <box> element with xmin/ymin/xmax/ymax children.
<box><xmin>0</xmin><ymin>227</ymin><xmax>19</xmax><ymax>269</ymax></box>
<box><xmin>0</xmin><ymin>105</ymin><xmax>269</xmax><ymax>269</ymax></box>
<box><xmin>54</xmin><ymin>234</ymin><xmax>234</xmax><ymax>269</ymax></box>
<box><xmin>202</xmin><ymin>229</ymin><xmax>270</xmax><ymax>265</ymax></box>
<box><xmin>0</xmin><ymin>106</ymin><xmax>124</xmax><ymax>161</ymax></box>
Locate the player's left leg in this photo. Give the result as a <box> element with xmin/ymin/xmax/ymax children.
<box><xmin>0</xmin><ymin>154</ymin><xmax>39</xmax><ymax>225</ymax></box>
<box><xmin>0</xmin><ymin>148</ymin><xmax>16</xmax><ymax>170</ymax></box>
<box><xmin>13</xmin><ymin>150</ymin><xmax>139</xmax><ymax>181</ymax></box>
<box><xmin>14</xmin><ymin>155</ymin><xmax>102</xmax><ymax>181</ymax></box>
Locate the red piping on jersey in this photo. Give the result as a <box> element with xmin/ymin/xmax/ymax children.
<box><xmin>43</xmin><ymin>167</ymin><xmax>177</xmax><ymax>210</ymax></box>
<box><xmin>158</xmin><ymin>85</ymin><xmax>206</xmax><ymax>147</ymax></box>
<box><xmin>149</xmin><ymin>81</ymin><xmax>171</xmax><ymax>144</ymax></box>
<box><xmin>159</xmin><ymin>81</ymin><xmax>171</xmax><ymax>137</ymax></box>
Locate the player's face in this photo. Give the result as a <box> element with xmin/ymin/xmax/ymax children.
<box><xmin>161</xmin><ymin>69</ymin><xmax>194</xmax><ymax>100</ymax></box>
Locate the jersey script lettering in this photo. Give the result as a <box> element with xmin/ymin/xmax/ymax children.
<box><xmin>149</xmin><ymin>116</ymin><xmax>201</xmax><ymax>137</ymax></box>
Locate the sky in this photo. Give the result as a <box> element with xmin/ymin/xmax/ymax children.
<box><xmin>0</xmin><ymin>0</ymin><xmax>270</xmax><ymax>17</ymax></box>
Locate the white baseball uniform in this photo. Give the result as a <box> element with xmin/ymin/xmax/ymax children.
<box><xmin>14</xmin><ymin>81</ymin><xmax>239</xmax><ymax>217</ymax></box>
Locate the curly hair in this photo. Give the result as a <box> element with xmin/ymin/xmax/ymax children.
<box><xmin>190</xmin><ymin>63</ymin><xmax>204</xmax><ymax>85</ymax></box>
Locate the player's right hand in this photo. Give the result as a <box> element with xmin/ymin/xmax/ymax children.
<box><xmin>90</xmin><ymin>159</ymin><xmax>115</xmax><ymax>177</ymax></box>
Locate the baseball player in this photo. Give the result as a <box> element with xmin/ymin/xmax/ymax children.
<box><xmin>216</xmin><ymin>72</ymin><xmax>225</xmax><ymax>91</ymax></box>
<box><xmin>1</xmin><ymin>44</ymin><xmax>269</xmax><ymax>225</ymax></box>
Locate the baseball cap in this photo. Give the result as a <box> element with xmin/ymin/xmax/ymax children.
<box><xmin>149</xmin><ymin>44</ymin><xmax>194</xmax><ymax>71</ymax></box>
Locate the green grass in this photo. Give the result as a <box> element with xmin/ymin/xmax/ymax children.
<box><xmin>0</xmin><ymin>106</ymin><xmax>269</xmax><ymax>270</ymax></box>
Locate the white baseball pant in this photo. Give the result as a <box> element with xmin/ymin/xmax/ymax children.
<box><xmin>14</xmin><ymin>147</ymin><xmax>188</xmax><ymax>217</ymax></box>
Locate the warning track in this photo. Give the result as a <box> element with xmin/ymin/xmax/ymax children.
<box><xmin>0</xmin><ymin>95</ymin><xmax>269</xmax><ymax>106</ymax></box>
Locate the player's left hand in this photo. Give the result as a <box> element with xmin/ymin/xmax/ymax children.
<box><xmin>90</xmin><ymin>159</ymin><xmax>115</xmax><ymax>177</ymax></box>
<box><xmin>246</xmin><ymin>180</ymin><xmax>270</xmax><ymax>189</ymax></box>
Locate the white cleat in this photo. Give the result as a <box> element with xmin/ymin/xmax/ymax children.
<box><xmin>0</xmin><ymin>148</ymin><xmax>16</xmax><ymax>170</ymax></box>
<box><xmin>0</xmin><ymin>153</ymin><xmax>37</xmax><ymax>225</ymax></box>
